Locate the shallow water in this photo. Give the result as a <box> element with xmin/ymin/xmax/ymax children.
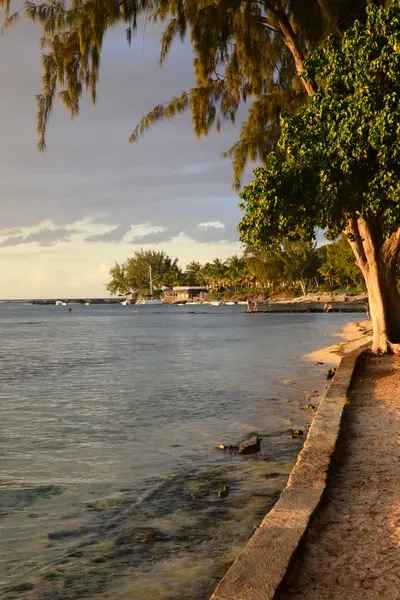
<box><xmin>0</xmin><ymin>304</ymin><xmax>358</xmax><ymax>599</ymax></box>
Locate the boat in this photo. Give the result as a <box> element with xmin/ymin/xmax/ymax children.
<box><xmin>85</xmin><ymin>302</ymin><xmax>90</xmax><ymax>306</ymax></box>
<box><xmin>55</xmin><ymin>300</ymin><xmax>63</xmax><ymax>306</ymax></box>
<box><xmin>209</xmin><ymin>299</ymin><xmax>224</xmax><ymax>306</ymax></box>
<box><xmin>136</xmin><ymin>266</ymin><xmax>164</xmax><ymax>306</ymax></box>
<box><xmin>136</xmin><ymin>296</ymin><xmax>164</xmax><ymax>306</ymax></box>
<box><xmin>120</xmin><ymin>300</ymin><xmax>130</xmax><ymax>306</ymax></box>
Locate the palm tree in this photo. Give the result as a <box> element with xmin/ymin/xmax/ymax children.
<box><xmin>244</xmin><ymin>246</ymin><xmax>283</xmax><ymax>291</ymax></box>
<box><xmin>200</xmin><ymin>263</ymin><xmax>215</xmax><ymax>289</ymax></box>
<box><xmin>185</xmin><ymin>261</ymin><xmax>203</xmax><ymax>286</ymax></box>
<box><xmin>161</xmin><ymin>262</ymin><xmax>184</xmax><ymax>288</ymax></box>
<box><xmin>226</xmin><ymin>255</ymin><xmax>246</xmax><ymax>291</ymax></box>
<box><xmin>210</xmin><ymin>259</ymin><xmax>228</xmax><ymax>289</ymax></box>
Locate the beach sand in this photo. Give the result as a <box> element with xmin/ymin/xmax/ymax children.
<box><xmin>306</xmin><ymin>320</ymin><xmax>372</xmax><ymax>365</ymax></box>
<box><xmin>278</xmin><ymin>352</ymin><xmax>400</xmax><ymax>599</ymax></box>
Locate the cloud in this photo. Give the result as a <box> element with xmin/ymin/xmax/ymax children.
<box><xmin>0</xmin><ymin>13</ymin><xmax>247</xmax><ymax>297</ymax></box>
<box><xmin>127</xmin><ymin>219</ymin><xmax>239</xmax><ymax>244</ymax></box>
<box><xmin>129</xmin><ymin>228</ymin><xmax>175</xmax><ymax>244</ymax></box>
<box><xmin>85</xmin><ymin>224</ymin><xmax>132</xmax><ymax>243</ymax></box>
<box><xmin>198</xmin><ymin>221</ymin><xmax>225</xmax><ymax>230</ymax></box>
<box><xmin>0</xmin><ymin>228</ymin><xmax>74</xmax><ymax>248</ymax></box>
<box><xmin>0</xmin><ymin>17</ymin><xmax>251</xmax><ymax>239</ymax></box>
<box><xmin>187</xmin><ymin>222</ymin><xmax>238</xmax><ymax>244</ymax></box>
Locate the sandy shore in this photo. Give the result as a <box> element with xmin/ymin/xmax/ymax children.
<box><xmin>306</xmin><ymin>320</ymin><xmax>372</xmax><ymax>365</ymax></box>
<box><xmin>279</xmin><ymin>352</ymin><xmax>400</xmax><ymax>599</ymax></box>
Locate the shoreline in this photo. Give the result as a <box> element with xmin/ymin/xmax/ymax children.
<box><xmin>305</xmin><ymin>319</ymin><xmax>372</xmax><ymax>365</ymax></box>
<box><xmin>211</xmin><ymin>333</ymin><xmax>370</xmax><ymax>600</ymax></box>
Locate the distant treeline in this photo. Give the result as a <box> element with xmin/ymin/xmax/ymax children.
<box><xmin>107</xmin><ymin>236</ymin><xmax>364</xmax><ymax>298</ymax></box>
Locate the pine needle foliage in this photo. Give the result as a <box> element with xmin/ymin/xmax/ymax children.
<box><xmin>0</xmin><ymin>0</ymin><xmax>387</xmax><ymax>185</ymax></box>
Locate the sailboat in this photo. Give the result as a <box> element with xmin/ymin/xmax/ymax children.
<box><xmin>136</xmin><ymin>266</ymin><xmax>164</xmax><ymax>305</ymax></box>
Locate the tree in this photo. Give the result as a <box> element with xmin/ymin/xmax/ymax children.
<box><xmin>209</xmin><ymin>258</ymin><xmax>228</xmax><ymax>289</ymax></box>
<box><xmin>159</xmin><ymin>260</ymin><xmax>184</xmax><ymax>287</ymax></box>
<box><xmin>226</xmin><ymin>255</ymin><xmax>246</xmax><ymax>290</ymax></box>
<box><xmin>185</xmin><ymin>261</ymin><xmax>203</xmax><ymax>286</ymax></box>
<box><xmin>1</xmin><ymin>0</ymin><xmax>377</xmax><ymax>185</ymax></box>
<box><xmin>106</xmin><ymin>249</ymin><xmax>176</xmax><ymax>295</ymax></box>
<box><xmin>239</xmin><ymin>2</ymin><xmax>400</xmax><ymax>353</ymax></box>
<box><xmin>244</xmin><ymin>244</ymin><xmax>280</xmax><ymax>291</ymax></box>
<box><xmin>279</xmin><ymin>238</ymin><xmax>318</xmax><ymax>295</ymax></box>
<box><xmin>107</xmin><ymin>262</ymin><xmax>130</xmax><ymax>296</ymax></box>
<box><xmin>319</xmin><ymin>237</ymin><xmax>363</xmax><ymax>288</ymax></box>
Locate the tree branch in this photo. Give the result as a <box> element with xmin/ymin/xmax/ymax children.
<box><xmin>266</xmin><ymin>2</ymin><xmax>317</xmax><ymax>96</ymax></box>
<box><xmin>345</xmin><ymin>216</ymin><xmax>368</xmax><ymax>272</ymax></box>
<box><xmin>382</xmin><ymin>227</ymin><xmax>400</xmax><ymax>266</ymax></box>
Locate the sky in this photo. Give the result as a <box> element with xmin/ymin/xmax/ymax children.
<box><xmin>0</xmin><ymin>11</ymin><xmax>250</xmax><ymax>299</ymax></box>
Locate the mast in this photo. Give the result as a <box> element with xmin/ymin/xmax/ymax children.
<box><xmin>149</xmin><ymin>265</ymin><xmax>153</xmax><ymax>298</ymax></box>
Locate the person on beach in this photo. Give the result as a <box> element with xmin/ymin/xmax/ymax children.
<box><xmin>253</xmin><ymin>299</ymin><xmax>258</xmax><ymax>312</ymax></box>
<box><xmin>68</xmin><ymin>306</ymin><xmax>72</xmax><ymax>313</ymax></box>
<box><xmin>246</xmin><ymin>297</ymin><xmax>252</xmax><ymax>312</ymax></box>
<box><xmin>363</xmin><ymin>300</ymin><xmax>370</xmax><ymax>320</ymax></box>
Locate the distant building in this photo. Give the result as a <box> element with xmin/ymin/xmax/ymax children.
<box><xmin>163</xmin><ymin>286</ymin><xmax>208</xmax><ymax>303</ymax></box>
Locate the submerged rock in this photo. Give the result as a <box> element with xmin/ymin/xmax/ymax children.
<box><xmin>217</xmin><ymin>485</ymin><xmax>229</xmax><ymax>498</ymax></box>
<box><xmin>5</xmin><ymin>582</ymin><xmax>34</xmax><ymax>593</ymax></box>
<box><xmin>239</xmin><ymin>436</ymin><xmax>261</xmax><ymax>454</ymax></box>
<box><xmin>48</xmin><ymin>527</ymin><xmax>90</xmax><ymax>540</ymax></box>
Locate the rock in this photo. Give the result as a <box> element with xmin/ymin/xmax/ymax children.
<box><xmin>288</xmin><ymin>428</ymin><xmax>304</xmax><ymax>438</ymax></box>
<box><xmin>305</xmin><ymin>403</ymin><xmax>317</xmax><ymax>411</ymax></box>
<box><xmin>218</xmin><ymin>485</ymin><xmax>229</xmax><ymax>498</ymax></box>
<box><xmin>326</xmin><ymin>368</ymin><xmax>336</xmax><ymax>380</ymax></box>
<box><xmin>48</xmin><ymin>527</ymin><xmax>89</xmax><ymax>540</ymax></box>
<box><xmin>5</xmin><ymin>583</ymin><xmax>34</xmax><ymax>593</ymax></box>
<box><xmin>217</xmin><ymin>444</ymin><xmax>239</xmax><ymax>452</ymax></box>
<box><xmin>239</xmin><ymin>436</ymin><xmax>261</xmax><ymax>454</ymax></box>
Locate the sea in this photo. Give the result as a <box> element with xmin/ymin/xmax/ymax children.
<box><xmin>0</xmin><ymin>303</ymin><xmax>358</xmax><ymax>600</ymax></box>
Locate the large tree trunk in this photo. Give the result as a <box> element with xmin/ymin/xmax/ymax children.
<box><xmin>346</xmin><ymin>217</ymin><xmax>400</xmax><ymax>354</ymax></box>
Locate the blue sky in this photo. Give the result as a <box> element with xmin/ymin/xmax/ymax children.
<box><xmin>0</xmin><ymin>13</ymin><xmax>250</xmax><ymax>298</ymax></box>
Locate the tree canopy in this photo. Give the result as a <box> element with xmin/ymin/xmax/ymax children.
<box><xmin>239</xmin><ymin>2</ymin><xmax>400</xmax><ymax>243</ymax></box>
<box><xmin>239</xmin><ymin>2</ymin><xmax>400</xmax><ymax>352</ymax></box>
<box><xmin>318</xmin><ymin>236</ymin><xmax>364</xmax><ymax>288</ymax></box>
<box><xmin>106</xmin><ymin>249</ymin><xmax>178</xmax><ymax>295</ymax></box>
<box><xmin>107</xmin><ymin>240</ymin><xmax>362</xmax><ymax>298</ymax></box>
<box><xmin>0</xmin><ymin>0</ymin><xmax>381</xmax><ymax>185</ymax></box>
